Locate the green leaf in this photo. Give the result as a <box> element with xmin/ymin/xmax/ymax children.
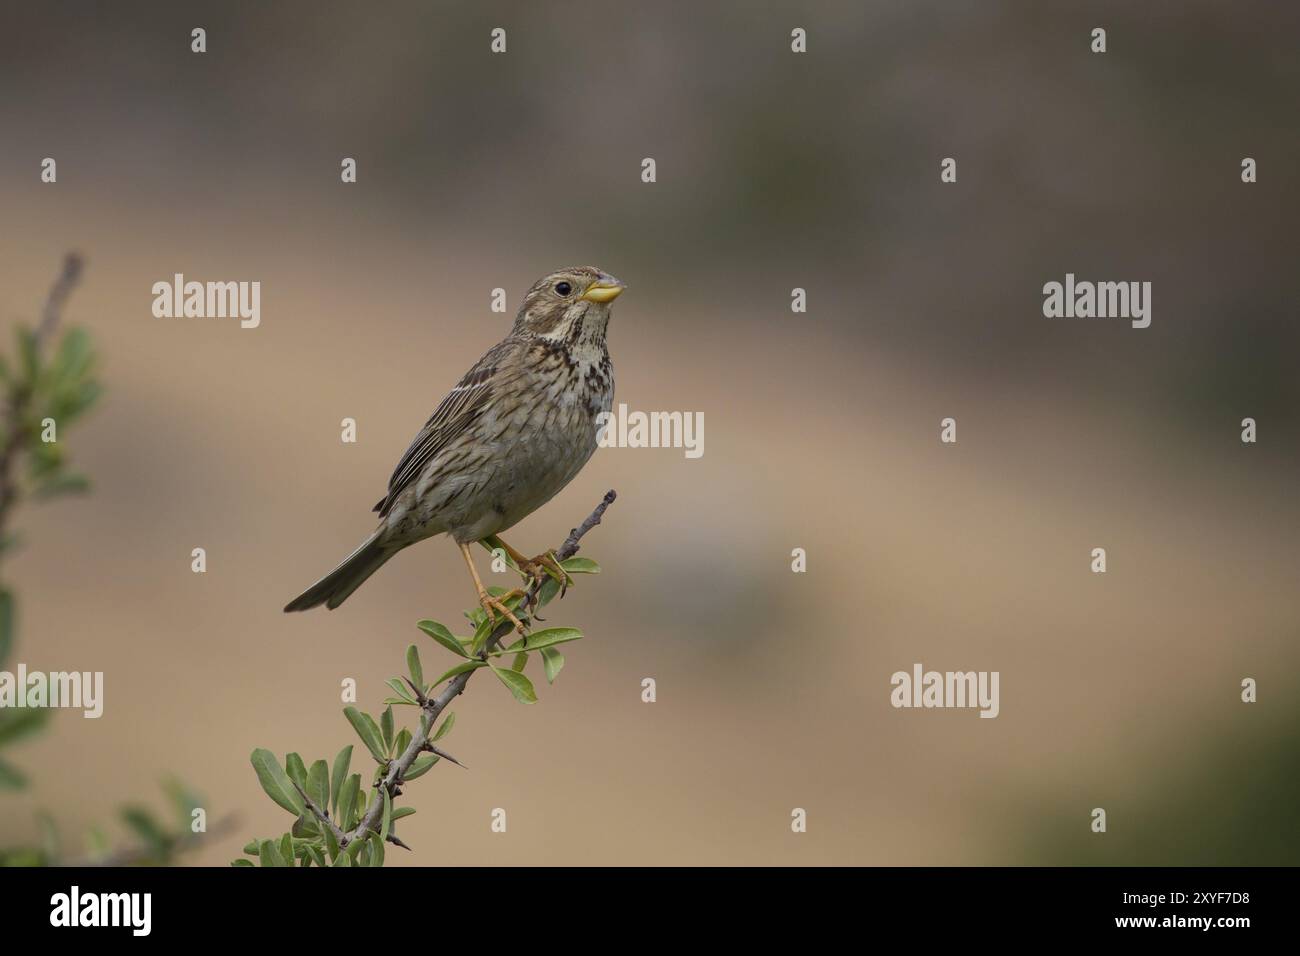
<box><xmin>368</xmin><ymin>831</ymin><xmax>385</xmax><ymax>867</ymax></box>
<box><xmin>306</xmin><ymin>844</ymin><xmax>327</xmax><ymax>868</ymax></box>
<box><xmin>250</xmin><ymin>748</ymin><xmax>306</xmax><ymax>816</ymax></box>
<box><xmin>497</xmin><ymin>627</ymin><xmax>583</xmax><ymax>655</ymax></box>
<box><xmin>306</xmin><ymin>759</ymin><xmax>329</xmax><ymax>812</ymax></box>
<box><xmin>391</xmin><ymin>806</ymin><xmax>416</xmax><ymax>821</ymax></box>
<box><xmin>535</xmin><ymin>575</ymin><xmax>562</xmax><ymax>608</ymax></box>
<box><xmin>346</xmin><ymin>836</ymin><xmax>367</xmax><ymax>865</ymax></box>
<box><xmin>511</xmin><ymin>651</ymin><xmax>528</xmax><ymax>673</ymax></box>
<box><xmin>32</xmin><ymin>472</ymin><xmax>90</xmax><ymax>500</ymax></box>
<box><xmin>231</xmin><ymin>858</ymin><xmax>255</xmax><ymax>867</ymax></box>
<box><xmin>540</xmin><ymin>646</ymin><xmax>565</xmax><ymax>684</ymax></box>
<box><xmin>329</xmin><ymin>745</ymin><xmax>352</xmax><ymax>818</ymax></box>
<box><xmin>337</xmin><ymin>773</ymin><xmax>361</xmax><ymax>829</ymax></box>
<box><xmin>284</xmin><ymin>753</ymin><xmax>308</xmax><ymax>794</ymax></box>
<box><xmin>433</xmin><ymin>711</ymin><xmax>456</xmax><ymax>742</ymax></box>
<box><xmin>418</xmin><ymin>619</ymin><xmax>470</xmax><ymax>658</ymax></box>
<box><xmin>470</xmin><ymin>612</ymin><xmax>499</xmax><ymax>654</ymax></box>
<box><xmin>279</xmin><ymin>833</ymin><xmax>294</xmax><ymax>865</ymax></box>
<box><xmin>343</xmin><ymin>707</ymin><xmax>388</xmax><ymax>763</ymax></box>
<box><xmin>405</xmin><ymin>644</ymin><xmax>424</xmax><ymax>690</ymax></box>
<box><xmin>380</xmin><ymin>706</ymin><xmax>395</xmax><ymax>754</ymax></box>
<box><xmin>120</xmin><ymin>807</ymin><xmax>169</xmax><ymax>855</ymax></box>
<box><xmin>52</xmin><ymin>327</ymin><xmax>93</xmax><ymax>384</ymax></box>
<box><xmin>384</xmin><ymin>678</ymin><xmax>418</xmax><ymax>704</ymax></box>
<box><xmin>403</xmin><ymin>754</ymin><xmax>438</xmax><ymax>780</ymax></box>
<box><xmin>0</xmin><ymin>757</ymin><xmax>27</xmax><ymax>789</ymax></box>
<box><xmin>429</xmin><ymin>659</ymin><xmax>485</xmax><ymax>688</ymax></box>
<box><xmin>324</xmin><ymin>824</ymin><xmax>341</xmax><ymax>862</ymax></box>
<box><xmin>490</xmin><ymin>665</ymin><xmax>538</xmax><ymax>704</ymax></box>
<box><xmin>85</xmin><ymin>827</ymin><xmax>109</xmax><ymax>861</ymax></box>
<box><xmin>0</xmin><ymin>707</ymin><xmax>50</xmax><ymax>747</ymax></box>
<box><xmin>162</xmin><ymin>777</ymin><xmax>201</xmax><ymax>827</ymax></box>
<box><xmin>560</xmin><ymin>557</ymin><xmax>600</xmax><ymax>574</ymax></box>
<box><xmin>258</xmin><ymin>839</ymin><xmax>289</xmax><ymax>867</ymax></box>
<box><xmin>393</xmin><ymin>728</ymin><xmax>411</xmax><ymax>757</ymax></box>
<box><xmin>381</xmin><ymin>788</ymin><xmax>393</xmax><ymax>840</ymax></box>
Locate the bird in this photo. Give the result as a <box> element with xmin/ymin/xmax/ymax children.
<box><xmin>284</xmin><ymin>265</ymin><xmax>623</xmax><ymax>632</ymax></box>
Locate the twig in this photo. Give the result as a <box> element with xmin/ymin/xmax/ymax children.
<box><xmin>291</xmin><ymin>781</ymin><xmax>348</xmax><ymax>845</ymax></box>
<box><xmin>339</xmin><ymin>490</ymin><xmax>617</xmax><ymax>848</ymax></box>
<box><xmin>560</xmin><ymin>489</ymin><xmax>616</xmax><ymax>559</ymax></box>
<box><xmin>35</xmin><ymin>253</ymin><xmax>84</xmax><ymax>350</ymax></box>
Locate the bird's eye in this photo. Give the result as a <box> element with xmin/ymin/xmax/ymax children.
<box><xmin>554</xmin><ymin>281</ymin><xmax>573</xmax><ymax>296</ymax></box>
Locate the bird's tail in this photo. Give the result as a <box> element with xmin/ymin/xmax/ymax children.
<box><xmin>283</xmin><ymin>531</ymin><xmax>398</xmax><ymax>612</ymax></box>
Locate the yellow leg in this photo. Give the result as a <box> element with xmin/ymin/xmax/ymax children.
<box><xmin>458</xmin><ymin>541</ymin><xmax>527</xmax><ymax>636</ymax></box>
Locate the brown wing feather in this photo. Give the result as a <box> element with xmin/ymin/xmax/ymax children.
<box><xmin>372</xmin><ymin>341</ymin><xmax>512</xmax><ymax>517</ymax></box>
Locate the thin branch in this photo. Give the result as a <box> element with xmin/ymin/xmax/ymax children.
<box><xmin>560</xmin><ymin>489</ymin><xmax>616</xmax><ymax>559</ymax></box>
<box><xmin>291</xmin><ymin>781</ymin><xmax>348</xmax><ymax>845</ymax></box>
<box><xmin>339</xmin><ymin>490</ymin><xmax>617</xmax><ymax>847</ymax></box>
<box><xmin>35</xmin><ymin>253</ymin><xmax>84</xmax><ymax>349</ymax></box>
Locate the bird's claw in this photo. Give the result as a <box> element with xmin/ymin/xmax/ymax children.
<box><xmin>522</xmin><ymin>550</ymin><xmax>571</xmax><ymax>598</ymax></box>
<box><xmin>479</xmin><ymin>590</ymin><xmax>527</xmax><ymax>636</ymax></box>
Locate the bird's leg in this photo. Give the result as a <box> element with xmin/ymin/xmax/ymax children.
<box><xmin>494</xmin><ymin>537</ymin><xmax>571</xmax><ymax>598</ymax></box>
<box><xmin>458</xmin><ymin>541</ymin><xmax>527</xmax><ymax>636</ymax></box>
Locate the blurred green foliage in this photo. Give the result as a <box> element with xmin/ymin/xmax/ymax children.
<box><xmin>0</xmin><ymin>255</ymin><xmax>100</xmax><ymax>793</ymax></box>
<box><xmin>0</xmin><ymin>256</ymin><xmax>214</xmax><ymax>867</ymax></box>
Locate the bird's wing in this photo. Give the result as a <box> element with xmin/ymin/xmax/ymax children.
<box><xmin>373</xmin><ymin>340</ymin><xmax>513</xmax><ymax>517</ymax></box>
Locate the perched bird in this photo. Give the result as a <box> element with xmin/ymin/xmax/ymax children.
<box><xmin>284</xmin><ymin>266</ymin><xmax>623</xmax><ymax>630</ymax></box>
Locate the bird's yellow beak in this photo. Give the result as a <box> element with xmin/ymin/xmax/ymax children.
<box><xmin>581</xmin><ymin>275</ymin><xmax>626</xmax><ymax>303</ymax></box>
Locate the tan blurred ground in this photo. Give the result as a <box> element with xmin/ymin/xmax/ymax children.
<box><xmin>0</xmin><ymin>1</ymin><xmax>1297</xmax><ymax>865</ymax></box>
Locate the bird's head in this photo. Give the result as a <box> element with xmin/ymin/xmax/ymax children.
<box><xmin>513</xmin><ymin>266</ymin><xmax>625</xmax><ymax>343</ymax></box>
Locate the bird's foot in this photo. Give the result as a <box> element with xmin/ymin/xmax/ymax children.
<box><xmin>519</xmin><ymin>550</ymin><xmax>571</xmax><ymax>598</ymax></box>
<box><xmin>478</xmin><ymin>588</ymin><xmax>528</xmax><ymax>638</ymax></box>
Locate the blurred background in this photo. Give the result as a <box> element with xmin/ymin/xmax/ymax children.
<box><xmin>1</xmin><ymin>0</ymin><xmax>1297</xmax><ymax>864</ymax></box>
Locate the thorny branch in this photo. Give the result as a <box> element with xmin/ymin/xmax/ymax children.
<box><xmin>300</xmin><ymin>490</ymin><xmax>618</xmax><ymax>850</ymax></box>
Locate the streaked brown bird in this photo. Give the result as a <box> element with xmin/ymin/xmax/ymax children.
<box><xmin>285</xmin><ymin>266</ymin><xmax>623</xmax><ymax>631</ymax></box>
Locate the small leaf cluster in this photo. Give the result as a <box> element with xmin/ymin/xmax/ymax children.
<box><xmin>0</xmin><ymin>322</ymin><xmax>101</xmax><ymax>533</ymax></box>
<box><xmin>240</xmin><ymin>743</ymin><xmax>406</xmax><ymax>867</ymax></box>
<box><xmin>236</xmin><ymin>554</ymin><xmax>599</xmax><ymax>866</ymax></box>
